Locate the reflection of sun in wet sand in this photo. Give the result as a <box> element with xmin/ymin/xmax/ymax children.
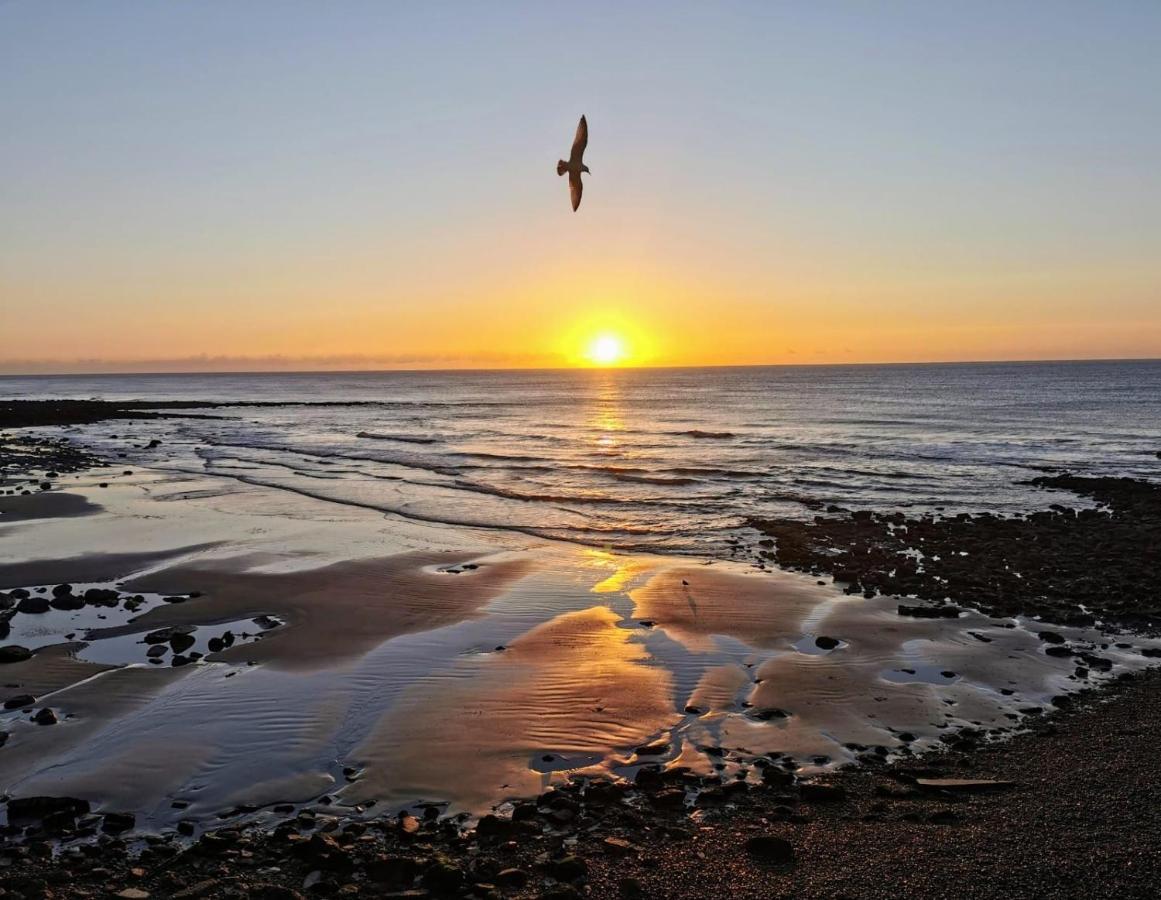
<box><xmin>584</xmin><ymin>549</ymin><xmax>655</xmax><ymax>594</ymax></box>
<box><xmin>343</xmin><ymin>606</ymin><xmax>677</xmax><ymax>812</ymax></box>
<box><xmin>630</xmin><ymin>565</ymin><xmax>836</xmax><ymax>651</ymax></box>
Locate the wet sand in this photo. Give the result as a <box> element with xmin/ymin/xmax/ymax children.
<box><xmin>0</xmin><ymin>492</ymin><xmax>100</xmax><ymax>524</ymax></box>
<box><xmin>103</xmin><ymin>551</ymin><xmax>531</xmax><ymax>670</ymax></box>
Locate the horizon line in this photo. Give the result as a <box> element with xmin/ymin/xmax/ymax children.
<box><xmin>2</xmin><ymin>355</ymin><xmax>1160</xmax><ymax>379</ymax></box>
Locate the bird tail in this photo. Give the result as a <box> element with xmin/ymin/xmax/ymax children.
<box><xmin>556</xmin><ymin>160</ymin><xmax>568</xmax><ymax>176</ymax></box>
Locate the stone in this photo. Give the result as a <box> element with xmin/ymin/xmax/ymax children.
<box><xmin>115</xmin><ymin>889</ymin><xmax>150</xmax><ymax>899</ymax></box>
<box><xmin>799</xmin><ymin>782</ymin><xmax>846</xmax><ymax>803</ymax></box>
<box><xmin>603</xmin><ymin>836</ymin><xmax>636</xmax><ymax>857</ymax></box>
<box><xmin>0</xmin><ymin>644</ymin><xmax>33</xmax><ymax>664</ymax></box>
<box><xmin>32</xmin><ymin>707</ymin><xmax>58</xmax><ymax>725</ymax></box>
<box><xmin>16</xmin><ymin>596</ymin><xmax>51</xmax><ymax>614</ymax></box>
<box><xmin>494</xmin><ymin>867</ymin><xmax>529</xmax><ymax>889</ymax></box>
<box><xmin>102</xmin><ymin>812</ymin><xmax>137</xmax><ymax>833</ymax></box>
<box><xmin>915</xmin><ymin>778</ymin><xmax>1015</xmax><ymax>792</ymax></box>
<box><xmin>7</xmin><ymin>796</ymin><xmax>90</xmax><ymax>824</ymax></box>
<box><xmin>422</xmin><ymin>860</ymin><xmax>463</xmax><ymax>893</ymax></box>
<box><xmin>745</xmin><ymin>834</ymin><xmax>795</xmax><ymax>865</ymax></box>
<box><xmin>897</xmin><ymin>604</ymin><xmax>961</xmax><ymax>619</ymax></box>
<box><xmin>5</xmin><ymin>693</ymin><xmax>36</xmax><ymax>709</ymax></box>
<box><xmin>143</xmin><ymin>626</ymin><xmax>195</xmax><ymax>644</ymax></box>
<box><xmin>170</xmin><ymin>633</ymin><xmax>197</xmax><ymax>654</ymax></box>
<box><xmin>547</xmin><ymin>855</ymin><xmax>588</xmax><ymax>882</ymax></box>
<box><xmin>814</xmin><ymin>635</ymin><xmax>840</xmax><ymax>650</ymax></box>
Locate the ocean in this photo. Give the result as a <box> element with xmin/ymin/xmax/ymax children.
<box><xmin>4</xmin><ymin>360</ymin><xmax>1159</xmax><ymax>553</ymax></box>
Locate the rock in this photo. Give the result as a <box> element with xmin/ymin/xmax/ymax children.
<box><xmin>916</xmin><ymin>778</ymin><xmax>1015</xmax><ymax>792</ymax></box>
<box><xmin>4</xmin><ymin>693</ymin><xmax>36</xmax><ymax>709</ymax></box>
<box><xmin>170</xmin><ymin>633</ymin><xmax>196</xmax><ymax>654</ymax></box>
<box><xmin>799</xmin><ymin>782</ymin><xmax>846</xmax><ymax>803</ymax></box>
<box><xmin>83</xmin><ymin>587</ymin><xmax>121</xmax><ymax>607</ymax></box>
<box><xmin>762</xmin><ymin>766</ymin><xmax>794</xmax><ymax>788</ymax></box>
<box><xmin>51</xmin><ymin>583</ymin><xmax>73</xmax><ymax>599</ymax></box>
<box><xmin>547</xmin><ymin>855</ymin><xmax>588</xmax><ymax>882</ymax></box>
<box><xmin>146</xmin><ymin>644</ymin><xmax>168</xmax><ymax>658</ymax></box>
<box><xmin>143</xmin><ymin>626</ymin><xmax>195</xmax><ymax>644</ymax></box>
<box><xmin>102</xmin><ymin>812</ymin><xmax>136</xmax><ymax>833</ymax></box>
<box><xmin>0</xmin><ymin>644</ymin><xmax>33</xmax><ymax>664</ymax></box>
<box><xmin>494</xmin><ymin>868</ymin><xmax>528</xmax><ymax>889</ymax></box>
<box><xmin>1038</xmin><ymin>631</ymin><xmax>1066</xmax><ymax>644</ymax></box>
<box><xmin>745</xmin><ymin>834</ymin><xmax>795</xmax><ymax>865</ymax></box>
<box><xmin>50</xmin><ymin>592</ymin><xmax>86</xmax><ymax>610</ymax></box>
<box><xmin>422</xmin><ymin>860</ymin><xmax>463</xmax><ymax>893</ymax></box>
<box><xmin>16</xmin><ymin>596</ymin><xmax>51</xmax><ymax>614</ymax></box>
<box><xmin>7</xmin><ymin>796</ymin><xmax>90</xmax><ymax>824</ymax></box>
<box><xmin>365</xmin><ymin>855</ymin><xmax>420</xmax><ymax>886</ymax></box>
<box><xmin>897</xmin><ymin>604</ymin><xmax>961</xmax><ymax>619</ymax></box>
<box><xmin>603</xmin><ymin>836</ymin><xmax>636</xmax><ymax>857</ymax></box>
<box><xmin>115</xmin><ymin>890</ymin><xmax>151</xmax><ymax>899</ymax></box>
<box><xmin>635</xmin><ymin>739</ymin><xmax>669</xmax><ymax>755</ymax></box>
<box><xmin>32</xmin><ymin>707</ymin><xmax>57</xmax><ymax>725</ymax></box>
<box><xmin>651</xmin><ymin>788</ymin><xmax>687</xmax><ymax>810</ymax></box>
<box><xmin>814</xmin><ymin>636</ymin><xmax>840</xmax><ymax>650</ymax></box>
<box><xmin>475</xmin><ymin>813</ymin><xmax>510</xmax><ymax>839</ymax></box>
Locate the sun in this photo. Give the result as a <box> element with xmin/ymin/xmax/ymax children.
<box><xmin>585</xmin><ymin>333</ymin><xmax>628</xmax><ymax>367</ymax></box>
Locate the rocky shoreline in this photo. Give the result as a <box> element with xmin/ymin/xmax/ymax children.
<box><xmin>748</xmin><ymin>474</ymin><xmax>1161</xmax><ymax>631</ymax></box>
<box><xmin>1</xmin><ymin>668</ymin><xmax>1157</xmax><ymax>899</ymax></box>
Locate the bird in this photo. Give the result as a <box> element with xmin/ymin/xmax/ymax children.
<box><xmin>556</xmin><ymin>115</ymin><xmax>590</xmax><ymax>211</ymax></box>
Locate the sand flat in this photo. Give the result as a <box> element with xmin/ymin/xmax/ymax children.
<box><xmin>95</xmin><ymin>550</ymin><xmax>532</xmax><ymax>670</ymax></box>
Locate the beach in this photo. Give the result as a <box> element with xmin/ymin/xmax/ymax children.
<box><xmin>1</xmin><ymin>366</ymin><xmax>1160</xmax><ymax>898</ymax></box>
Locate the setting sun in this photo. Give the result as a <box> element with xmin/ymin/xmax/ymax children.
<box><xmin>586</xmin><ymin>333</ymin><xmax>628</xmax><ymax>366</ymax></box>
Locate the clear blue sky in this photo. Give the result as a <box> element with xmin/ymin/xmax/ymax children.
<box><xmin>2</xmin><ymin>1</ymin><xmax>1159</xmax><ymax>370</ymax></box>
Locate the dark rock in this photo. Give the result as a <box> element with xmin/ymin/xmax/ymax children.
<box><xmin>83</xmin><ymin>588</ymin><xmax>121</xmax><ymax>607</ymax></box>
<box><xmin>4</xmin><ymin>693</ymin><xmax>36</xmax><ymax>709</ymax></box>
<box><xmin>101</xmin><ymin>812</ymin><xmax>136</xmax><ymax>834</ymax></box>
<box><xmin>365</xmin><ymin>855</ymin><xmax>420</xmax><ymax>886</ymax></box>
<box><xmin>494</xmin><ymin>867</ymin><xmax>529</xmax><ymax>889</ymax></box>
<box><xmin>546</xmin><ymin>855</ymin><xmax>588</xmax><ymax>882</ymax></box>
<box><xmin>16</xmin><ymin>596</ymin><xmax>51</xmax><ymax>614</ymax></box>
<box><xmin>7</xmin><ymin>796</ymin><xmax>90</xmax><ymax>824</ymax></box>
<box><xmin>745</xmin><ymin>835</ymin><xmax>795</xmax><ymax>865</ymax></box>
<box><xmin>422</xmin><ymin>860</ymin><xmax>463</xmax><ymax>893</ymax></box>
<box><xmin>1038</xmin><ymin>631</ymin><xmax>1066</xmax><ymax>644</ymax></box>
<box><xmin>143</xmin><ymin>626</ymin><xmax>195</xmax><ymax>644</ymax></box>
<box><xmin>170</xmin><ymin>633</ymin><xmax>196</xmax><ymax>654</ymax></box>
<box><xmin>50</xmin><ymin>592</ymin><xmax>86</xmax><ymax>610</ymax></box>
<box><xmin>0</xmin><ymin>644</ymin><xmax>33</xmax><ymax>664</ymax></box>
<box><xmin>799</xmin><ymin>782</ymin><xmax>847</xmax><ymax>803</ymax></box>
<box><xmin>814</xmin><ymin>635</ymin><xmax>840</xmax><ymax>650</ymax></box>
<box><xmin>32</xmin><ymin>707</ymin><xmax>57</xmax><ymax>725</ymax></box>
<box><xmin>897</xmin><ymin>604</ymin><xmax>961</xmax><ymax>619</ymax></box>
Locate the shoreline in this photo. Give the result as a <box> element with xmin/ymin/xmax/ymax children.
<box><xmin>2</xmin><ymin>404</ymin><xmax>1161</xmax><ymax>897</ymax></box>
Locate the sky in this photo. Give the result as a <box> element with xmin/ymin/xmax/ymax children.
<box><xmin>2</xmin><ymin>1</ymin><xmax>1160</xmax><ymax>373</ymax></box>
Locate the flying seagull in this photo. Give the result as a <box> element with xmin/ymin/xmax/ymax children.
<box><xmin>557</xmin><ymin>115</ymin><xmax>590</xmax><ymax>211</ymax></box>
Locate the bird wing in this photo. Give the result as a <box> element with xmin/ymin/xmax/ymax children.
<box><xmin>569</xmin><ymin>115</ymin><xmax>588</xmax><ymax>165</ymax></box>
<box><xmin>569</xmin><ymin>170</ymin><xmax>583</xmax><ymax>211</ymax></box>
